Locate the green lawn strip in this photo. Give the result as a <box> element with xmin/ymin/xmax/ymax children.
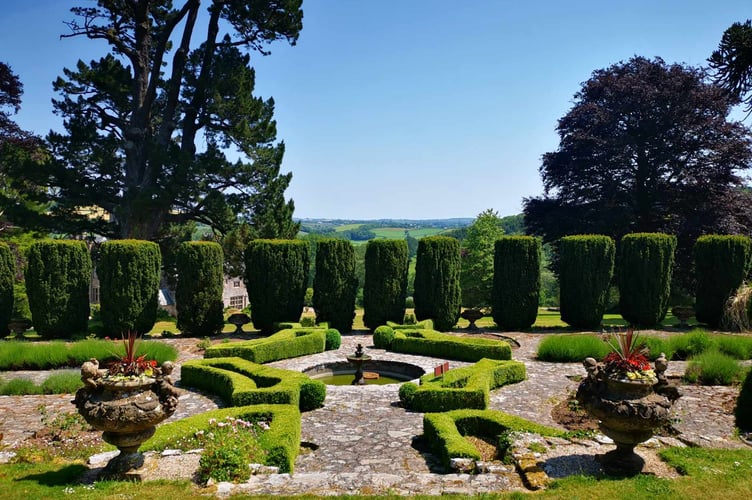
<box><xmin>390</xmin><ymin>328</ymin><xmax>512</xmax><ymax>361</ymax></box>
<box><xmin>203</xmin><ymin>328</ymin><xmax>326</xmax><ymax>363</ymax></box>
<box><xmin>0</xmin><ymin>461</ymin><xmax>197</xmax><ymax>500</ymax></box>
<box><xmin>143</xmin><ymin>404</ymin><xmax>301</xmax><ymax>473</ymax></box>
<box><xmin>423</xmin><ymin>409</ymin><xmax>566</xmax><ymax>470</ymax></box>
<box><xmin>401</xmin><ymin>359</ymin><xmax>526</xmax><ymax>412</ymax></box>
<box><xmin>0</xmin><ymin>338</ymin><xmax>177</xmax><ymax>371</ymax></box>
<box><xmin>537</xmin><ymin>330</ymin><xmax>752</xmax><ymax>363</ymax></box>
<box><xmin>180</xmin><ymin>357</ymin><xmax>325</xmax><ymax>411</ymax></box>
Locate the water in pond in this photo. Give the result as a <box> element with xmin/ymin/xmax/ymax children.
<box><xmin>315</xmin><ymin>373</ymin><xmax>404</xmax><ymax>385</ymax></box>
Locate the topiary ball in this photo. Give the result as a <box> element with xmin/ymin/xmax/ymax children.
<box><xmin>398</xmin><ymin>382</ymin><xmax>418</xmax><ymax>406</ymax></box>
<box><xmin>373</xmin><ymin>325</ymin><xmax>395</xmax><ymax>349</ymax></box>
<box><xmin>324</xmin><ymin>328</ymin><xmax>341</xmax><ymax>350</ymax></box>
<box><xmin>299</xmin><ymin>379</ymin><xmax>326</xmax><ymax>411</ymax></box>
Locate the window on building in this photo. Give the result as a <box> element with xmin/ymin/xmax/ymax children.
<box><xmin>90</xmin><ymin>286</ymin><xmax>100</xmax><ymax>304</ymax></box>
<box><xmin>229</xmin><ymin>295</ymin><xmax>246</xmax><ymax>309</ymax></box>
<box><xmin>233</xmin><ymin>280</ymin><xmax>241</xmax><ymax>288</ymax></box>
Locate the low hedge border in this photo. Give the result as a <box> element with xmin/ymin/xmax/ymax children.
<box><xmin>180</xmin><ymin>357</ymin><xmax>326</xmax><ymax>411</ymax></box>
<box><xmin>390</xmin><ymin>328</ymin><xmax>512</xmax><ymax>362</ymax></box>
<box><xmin>204</xmin><ymin>328</ymin><xmax>328</xmax><ymax>363</ymax></box>
<box><xmin>144</xmin><ymin>404</ymin><xmax>300</xmax><ymax>473</ymax></box>
<box><xmin>399</xmin><ymin>358</ymin><xmax>526</xmax><ymax>412</ymax></box>
<box><xmin>423</xmin><ymin>409</ymin><xmax>566</xmax><ymax>470</ymax></box>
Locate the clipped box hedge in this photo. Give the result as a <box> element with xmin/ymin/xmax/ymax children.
<box><xmin>204</xmin><ymin>328</ymin><xmax>327</xmax><ymax>363</ymax></box>
<box><xmin>144</xmin><ymin>404</ymin><xmax>301</xmax><ymax>473</ymax></box>
<box><xmin>423</xmin><ymin>409</ymin><xmax>566</xmax><ymax>470</ymax></box>
<box><xmin>181</xmin><ymin>357</ymin><xmax>326</xmax><ymax>411</ymax></box>
<box><xmin>390</xmin><ymin>328</ymin><xmax>512</xmax><ymax>362</ymax></box>
<box><xmin>399</xmin><ymin>358</ymin><xmax>526</xmax><ymax>412</ymax></box>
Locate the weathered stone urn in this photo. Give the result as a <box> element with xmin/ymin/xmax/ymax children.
<box><xmin>461</xmin><ymin>308</ymin><xmax>484</xmax><ymax>330</ymax></box>
<box><xmin>576</xmin><ymin>353</ymin><xmax>680</xmax><ymax>476</ymax></box>
<box><xmin>73</xmin><ymin>359</ymin><xmax>180</xmax><ymax>478</ymax></box>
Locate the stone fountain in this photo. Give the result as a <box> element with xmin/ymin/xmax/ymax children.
<box><xmin>346</xmin><ymin>343</ymin><xmax>371</xmax><ymax>385</ymax></box>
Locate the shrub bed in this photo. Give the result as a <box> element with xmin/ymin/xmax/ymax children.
<box><xmin>0</xmin><ymin>371</ymin><xmax>83</xmax><ymax>395</ymax></box>
<box><xmin>180</xmin><ymin>357</ymin><xmax>326</xmax><ymax>411</ymax></box>
<box><xmin>536</xmin><ymin>330</ymin><xmax>752</xmax><ymax>364</ymax></box>
<box><xmin>390</xmin><ymin>328</ymin><xmax>512</xmax><ymax>362</ymax></box>
<box><xmin>0</xmin><ymin>338</ymin><xmax>177</xmax><ymax>370</ymax></box>
<box><xmin>144</xmin><ymin>404</ymin><xmax>301</xmax><ymax>473</ymax></box>
<box><xmin>684</xmin><ymin>350</ymin><xmax>746</xmax><ymax>386</ymax></box>
<box><xmin>536</xmin><ymin>334</ymin><xmax>611</xmax><ymax>362</ymax></box>
<box><xmin>423</xmin><ymin>409</ymin><xmax>566</xmax><ymax>470</ymax></box>
<box><xmin>203</xmin><ymin>328</ymin><xmax>328</xmax><ymax>364</ymax></box>
<box><xmin>399</xmin><ymin>358</ymin><xmax>526</xmax><ymax>412</ymax></box>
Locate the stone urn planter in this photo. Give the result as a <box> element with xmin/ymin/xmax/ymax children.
<box><xmin>73</xmin><ymin>359</ymin><xmax>180</xmax><ymax>478</ymax></box>
<box><xmin>576</xmin><ymin>353</ymin><xmax>680</xmax><ymax>476</ymax></box>
<box><xmin>671</xmin><ymin>306</ymin><xmax>694</xmax><ymax>328</ymax></box>
<box><xmin>461</xmin><ymin>308</ymin><xmax>484</xmax><ymax>330</ymax></box>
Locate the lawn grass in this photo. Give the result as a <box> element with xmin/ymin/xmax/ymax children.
<box><xmin>1</xmin><ymin>447</ymin><xmax>751</xmax><ymax>499</ymax></box>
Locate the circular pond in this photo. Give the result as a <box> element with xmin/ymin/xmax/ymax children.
<box><xmin>303</xmin><ymin>360</ymin><xmax>425</xmax><ymax>386</ymax></box>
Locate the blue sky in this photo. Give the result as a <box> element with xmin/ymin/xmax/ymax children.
<box><xmin>1</xmin><ymin>1</ymin><xmax>750</xmax><ymax>220</ymax></box>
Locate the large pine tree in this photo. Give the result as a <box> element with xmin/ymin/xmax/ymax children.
<box><xmin>4</xmin><ymin>1</ymin><xmax>303</xmax><ymax>240</ymax></box>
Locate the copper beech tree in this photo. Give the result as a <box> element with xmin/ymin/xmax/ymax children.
<box><xmin>524</xmin><ymin>56</ymin><xmax>752</xmax><ymax>283</ymax></box>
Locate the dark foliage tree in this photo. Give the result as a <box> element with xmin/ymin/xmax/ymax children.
<box><xmin>244</xmin><ymin>239</ymin><xmax>308</xmax><ymax>333</ymax></box>
<box><xmin>25</xmin><ymin>240</ymin><xmax>92</xmax><ymax>338</ymax></box>
<box><xmin>313</xmin><ymin>239</ymin><xmax>357</xmax><ymax>333</ymax></box>
<box><xmin>0</xmin><ymin>62</ymin><xmax>47</xmax><ymax>234</ymax></box>
<box><xmin>492</xmin><ymin>236</ymin><xmax>540</xmax><ymax>330</ymax></box>
<box><xmin>0</xmin><ymin>242</ymin><xmax>14</xmax><ymax>334</ymax></box>
<box><xmin>524</xmin><ymin>56</ymin><xmax>752</xmax><ymax>288</ymax></box>
<box><xmin>559</xmin><ymin>235</ymin><xmax>615</xmax><ymax>329</ymax></box>
<box><xmin>413</xmin><ymin>236</ymin><xmax>461</xmax><ymax>331</ymax></box>
<box><xmin>694</xmin><ymin>235</ymin><xmax>751</xmax><ymax>328</ymax></box>
<box><xmin>98</xmin><ymin>240</ymin><xmax>161</xmax><ymax>335</ymax></box>
<box><xmin>175</xmin><ymin>241</ymin><xmax>225</xmax><ymax>336</ymax></box>
<box><xmin>710</xmin><ymin>20</ymin><xmax>752</xmax><ymax>113</ymax></box>
<box><xmin>618</xmin><ymin>233</ymin><xmax>676</xmax><ymax>326</ymax></box>
<box><xmin>363</xmin><ymin>239</ymin><xmax>408</xmax><ymax>330</ymax></box>
<box><xmin>4</xmin><ymin>1</ymin><xmax>303</xmax><ymax>240</ymax></box>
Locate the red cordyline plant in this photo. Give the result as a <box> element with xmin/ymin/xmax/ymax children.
<box><xmin>602</xmin><ymin>328</ymin><xmax>653</xmax><ymax>379</ymax></box>
<box><xmin>108</xmin><ymin>331</ymin><xmax>157</xmax><ymax>378</ymax></box>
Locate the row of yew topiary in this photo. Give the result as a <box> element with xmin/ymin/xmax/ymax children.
<box><xmin>0</xmin><ymin>239</ymin><xmax>227</xmax><ymax>338</ymax></box>
<box><xmin>558</xmin><ymin>233</ymin><xmax>751</xmax><ymax>329</ymax></box>
<box><xmin>4</xmin><ymin>232</ymin><xmax>748</xmax><ymax>337</ymax></box>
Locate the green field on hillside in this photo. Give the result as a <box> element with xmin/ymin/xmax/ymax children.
<box><xmin>371</xmin><ymin>227</ymin><xmax>448</xmax><ymax>239</ymax></box>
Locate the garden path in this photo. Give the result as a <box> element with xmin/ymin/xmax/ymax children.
<box><xmin>0</xmin><ymin>329</ymin><xmax>747</xmax><ymax>496</ymax></box>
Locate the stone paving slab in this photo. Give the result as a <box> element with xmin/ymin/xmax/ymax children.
<box><xmin>1</xmin><ymin>329</ymin><xmax>749</xmax><ymax>496</ymax></box>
